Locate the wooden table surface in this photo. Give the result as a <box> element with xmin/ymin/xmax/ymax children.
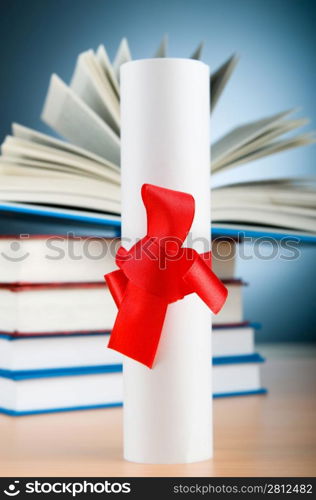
<box><xmin>0</xmin><ymin>344</ymin><xmax>315</xmax><ymax>477</ymax></box>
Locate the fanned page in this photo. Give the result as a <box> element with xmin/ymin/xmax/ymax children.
<box><xmin>217</xmin><ymin>176</ymin><xmax>316</xmax><ymax>190</ymax></box>
<box><xmin>96</xmin><ymin>44</ymin><xmax>120</xmax><ymax>96</ymax></box>
<box><xmin>212</xmin><ymin>205</ymin><xmax>316</xmax><ymax>233</ymax></box>
<box><xmin>11</xmin><ymin>123</ymin><xmax>120</xmax><ymax>173</ymax></box>
<box><xmin>154</xmin><ymin>36</ymin><xmax>168</xmax><ymax>57</ymax></box>
<box><xmin>210</xmin><ymin>54</ymin><xmax>239</xmax><ymax>111</ymax></box>
<box><xmin>41</xmin><ymin>74</ymin><xmax>120</xmax><ymax>165</ymax></box>
<box><xmin>1</xmin><ymin>136</ymin><xmax>120</xmax><ymax>183</ymax></box>
<box><xmin>212</xmin><ymin>182</ymin><xmax>316</xmax><ymax>232</ymax></box>
<box><xmin>112</xmin><ymin>38</ymin><xmax>132</xmax><ymax>81</ymax></box>
<box><xmin>214</xmin><ymin>118</ymin><xmax>309</xmax><ymax>170</ymax></box>
<box><xmin>190</xmin><ymin>42</ymin><xmax>204</xmax><ymax>60</ymax></box>
<box><xmin>0</xmin><ymin>160</ymin><xmax>103</xmax><ymax>180</ymax></box>
<box><xmin>213</xmin><ymin>184</ymin><xmax>316</xmax><ymax>209</ymax></box>
<box><xmin>219</xmin><ymin>133</ymin><xmax>315</xmax><ymax>170</ymax></box>
<box><xmin>211</xmin><ymin>109</ymin><xmax>294</xmax><ymax>169</ymax></box>
<box><xmin>70</xmin><ymin>50</ymin><xmax>120</xmax><ymax>133</ymax></box>
<box><xmin>0</xmin><ymin>175</ymin><xmax>121</xmax><ymax>213</ymax></box>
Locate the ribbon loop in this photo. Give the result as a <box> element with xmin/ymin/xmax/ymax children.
<box><xmin>105</xmin><ymin>183</ymin><xmax>228</xmax><ymax>368</ymax></box>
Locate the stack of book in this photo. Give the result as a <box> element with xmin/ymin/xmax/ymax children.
<box><xmin>0</xmin><ymin>234</ymin><xmax>266</xmax><ymax>416</ymax></box>
<box><xmin>0</xmin><ymin>37</ymin><xmax>314</xmax><ymax>415</ymax></box>
<box><xmin>211</xmin><ymin>237</ymin><xmax>266</xmax><ymax>400</ymax></box>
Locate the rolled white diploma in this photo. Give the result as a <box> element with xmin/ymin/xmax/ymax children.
<box><xmin>120</xmin><ymin>58</ymin><xmax>211</xmax><ymax>464</ymax></box>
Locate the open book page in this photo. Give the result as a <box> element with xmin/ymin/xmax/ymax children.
<box><xmin>0</xmin><ymin>162</ymin><xmax>102</xmax><ymax>180</ymax></box>
<box><xmin>112</xmin><ymin>38</ymin><xmax>132</xmax><ymax>81</ymax></box>
<box><xmin>212</xmin><ymin>222</ymin><xmax>316</xmax><ymax>239</ymax></box>
<box><xmin>211</xmin><ymin>109</ymin><xmax>294</xmax><ymax>169</ymax></box>
<box><xmin>12</xmin><ymin>123</ymin><xmax>120</xmax><ymax>173</ymax></box>
<box><xmin>213</xmin><ymin>199</ymin><xmax>316</xmax><ymax>218</ymax></box>
<box><xmin>1</xmin><ymin>136</ymin><xmax>120</xmax><ymax>183</ymax></box>
<box><xmin>96</xmin><ymin>44</ymin><xmax>120</xmax><ymax>96</ymax></box>
<box><xmin>211</xmin><ymin>54</ymin><xmax>239</xmax><ymax>111</ymax></box>
<box><xmin>213</xmin><ymin>184</ymin><xmax>316</xmax><ymax>208</ymax></box>
<box><xmin>70</xmin><ymin>50</ymin><xmax>120</xmax><ymax>133</ymax></box>
<box><xmin>214</xmin><ymin>118</ymin><xmax>309</xmax><ymax>170</ymax></box>
<box><xmin>212</xmin><ymin>204</ymin><xmax>316</xmax><ymax>232</ymax></box>
<box><xmin>241</xmin><ymin>177</ymin><xmax>316</xmax><ymax>188</ymax></box>
<box><xmin>154</xmin><ymin>35</ymin><xmax>168</xmax><ymax>57</ymax></box>
<box><xmin>0</xmin><ymin>175</ymin><xmax>121</xmax><ymax>213</ymax></box>
<box><xmin>218</xmin><ymin>133</ymin><xmax>316</xmax><ymax>170</ymax></box>
<box><xmin>41</xmin><ymin>75</ymin><xmax>120</xmax><ymax>165</ymax></box>
<box><xmin>0</xmin><ymin>172</ymin><xmax>117</xmax><ymax>198</ymax></box>
<box><xmin>213</xmin><ymin>176</ymin><xmax>316</xmax><ymax>190</ymax></box>
<box><xmin>0</xmin><ymin>191</ymin><xmax>120</xmax><ymax>214</ymax></box>
<box><xmin>191</xmin><ymin>42</ymin><xmax>204</xmax><ymax>60</ymax></box>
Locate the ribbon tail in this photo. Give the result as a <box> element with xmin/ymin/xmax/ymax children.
<box><xmin>183</xmin><ymin>255</ymin><xmax>228</xmax><ymax>313</ymax></box>
<box><xmin>108</xmin><ymin>281</ymin><xmax>168</xmax><ymax>368</ymax></box>
<box><xmin>104</xmin><ymin>269</ymin><xmax>128</xmax><ymax>308</ymax></box>
<box><xmin>200</xmin><ymin>250</ymin><xmax>212</xmax><ymax>267</ymax></box>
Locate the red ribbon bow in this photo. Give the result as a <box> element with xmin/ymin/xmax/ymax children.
<box><xmin>105</xmin><ymin>184</ymin><xmax>228</xmax><ymax>368</ymax></box>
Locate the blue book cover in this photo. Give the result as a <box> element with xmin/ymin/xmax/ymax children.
<box><xmin>0</xmin><ymin>389</ymin><xmax>268</xmax><ymax>417</ymax></box>
<box><xmin>0</xmin><ymin>353</ymin><xmax>265</xmax><ymax>381</ymax></box>
<box><xmin>0</xmin><ymin>201</ymin><xmax>315</xmax><ymax>242</ymax></box>
<box><xmin>0</xmin><ymin>353</ymin><xmax>267</xmax><ymax>416</ymax></box>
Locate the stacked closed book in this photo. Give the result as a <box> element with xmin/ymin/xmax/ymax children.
<box><xmin>0</xmin><ymin>234</ymin><xmax>266</xmax><ymax>416</ymax></box>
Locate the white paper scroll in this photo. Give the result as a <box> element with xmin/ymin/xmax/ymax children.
<box><xmin>120</xmin><ymin>58</ymin><xmax>211</xmax><ymax>463</ymax></box>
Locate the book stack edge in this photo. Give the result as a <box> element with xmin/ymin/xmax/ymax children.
<box><xmin>0</xmin><ymin>235</ymin><xmax>266</xmax><ymax>416</ymax></box>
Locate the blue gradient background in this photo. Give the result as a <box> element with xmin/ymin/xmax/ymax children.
<box><xmin>0</xmin><ymin>0</ymin><xmax>315</xmax><ymax>342</ymax></box>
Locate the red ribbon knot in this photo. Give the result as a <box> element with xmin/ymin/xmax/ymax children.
<box><xmin>105</xmin><ymin>184</ymin><xmax>228</xmax><ymax>368</ymax></box>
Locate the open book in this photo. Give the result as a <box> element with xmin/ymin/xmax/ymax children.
<box><xmin>0</xmin><ymin>38</ymin><xmax>315</xmax><ymax>234</ymax></box>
